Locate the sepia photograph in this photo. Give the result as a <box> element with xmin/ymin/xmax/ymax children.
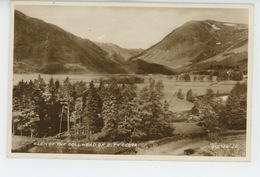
<box><xmin>8</xmin><ymin>1</ymin><xmax>253</xmax><ymax>161</ymax></box>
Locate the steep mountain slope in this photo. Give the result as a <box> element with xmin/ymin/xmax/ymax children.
<box><xmin>94</xmin><ymin>42</ymin><xmax>176</xmax><ymax>74</ymax></box>
<box><xmin>127</xmin><ymin>59</ymin><xmax>176</xmax><ymax>75</ymax></box>
<box><xmin>95</xmin><ymin>42</ymin><xmax>143</xmax><ymax>63</ymax></box>
<box><xmin>131</xmin><ymin>20</ymin><xmax>248</xmax><ymax>70</ymax></box>
<box><xmin>14</xmin><ymin>10</ymin><xmax>127</xmax><ymax>74</ymax></box>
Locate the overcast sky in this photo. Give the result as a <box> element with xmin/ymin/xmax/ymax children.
<box><xmin>15</xmin><ymin>5</ymin><xmax>249</xmax><ymax>49</ymax></box>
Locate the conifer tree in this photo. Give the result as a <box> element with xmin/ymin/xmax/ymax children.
<box><xmin>100</xmin><ymin>81</ymin><xmax>122</xmax><ymax>141</ymax></box>
<box><xmin>117</xmin><ymin>83</ymin><xmax>139</xmax><ymax>141</ymax></box>
<box><xmin>46</xmin><ymin>77</ymin><xmax>62</xmax><ymax>135</ymax></box>
<box><xmin>177</xmin><ymin>88</ymin><xmax>184</xmax><ymax>100</ymax></box>
<box><xmin>221</xmin><ymin>82</ymin><xmax>247</xmax><ymax>129</ymax></box>
<box><xmin>186</xmin><ymin>89</ymin><xmax>194</xmax><ymax>102</ymax></box>
<box><xmin>84</xmin><ymin>81</ymin><xmax>103</xmax><ymax>138</ymax></box>
<box><xmin>183</xmin><ymin>73</ymin><xmax>191</xmax><ymax>82</ymax></box>
<box><xmin>205</xmin><ymin>88</ymin><xmax>215</xmax><ymax>100</ymax></box>
<box><xmin>32</xmin><ymin>75</ymin><xmax>47</xmax><ymax>136</ymax></box>
<box><xmin>138</xmin><ymin>79</ymin><xmax>173</xmax><ymax>140</ymax></box>
<box><xmin>59</xmin><ymin>77</ymin><xmax>74</xmax><ymax>133</ymax></box>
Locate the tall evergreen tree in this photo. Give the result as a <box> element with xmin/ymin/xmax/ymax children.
<box><xmin>221</xmin><ymin>82</ymin><xmax>247</xmax><ymax>129</ymax></box>
<box><xmin>84</xmin><ymin>81</ymin><xmax>103</xmax><ymax>140</ymax></box>
<box><xmin>31</xmin><ymin>75</ymin><xmax>47</xmax><ymax>136</ymax></box>
<box><xmin>100</xmin><ymin>81</ymin><xmax>122</xmax><ymax>141</ymax></box>
<box><xmin>138</xmin><ymin>79</ymin><xmax>173</xmax><ymax>140</ymax></box>
<box><xmin>117</xmin><ymin>83</ymin><xmax>139</xmax><ymax>141</ymax></box>
<box><xmin>46</xmin><ymin>77</ymin><xmax>62</xmax><ymax>135</ymax></box>
<box><xmin>59</xmin><ymin>77</ymin><xmax>74</xmax><ymax>133</ymax></box>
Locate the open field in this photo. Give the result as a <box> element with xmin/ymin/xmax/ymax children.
<box><xmin>171</xmin><ymin>122</ymin><xmax>204</xmax><ymax>134</ymax></box>
<box><xmin>168</xmin><ymin>99</ymin><xmax>194</xmax><ymax>112</ymax></box>
<box><xmin>13</xmin><ymin>74</ymin><xmax>239</xmax><ymax>96</ymax></box>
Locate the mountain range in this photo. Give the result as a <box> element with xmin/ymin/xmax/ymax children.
<box><xmin>13</xmin><ymin>10</ymin><xmax>248</xmax><ymax>75</ymax></box>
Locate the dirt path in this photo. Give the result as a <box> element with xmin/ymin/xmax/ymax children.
<box><xmin>136</xmin><ymin>138</ymin><xmax>209</xmax><ymax>156</ymax></box>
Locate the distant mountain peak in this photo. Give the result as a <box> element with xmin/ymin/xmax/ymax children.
<box><xmin>131</xmin><ymin>19</ymin><xmax>248</xmax><ymax>70</ymax></box>
<box><xmin>95</xmin><ymin>42</ymin><xmax>144</xmax><ymax>63</ymax></box>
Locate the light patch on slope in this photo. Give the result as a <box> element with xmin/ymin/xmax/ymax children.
<box><xmin>212</xmin><ymin>24</ymin><xmax>220</xmax><ymax>30</ymax></box>
<box><xmin>206</xmin><ymin>22</ymin><xmax>220</xmax><ymax>30</ymax></box>
<box><xmin>224</xmin><ymin>23</ymin><xmax>236</xmax><ymax>26</ymax></box>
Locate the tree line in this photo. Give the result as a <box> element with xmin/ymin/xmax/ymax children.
<box><xmin>12</xmin><ymin>76</ymin><xmax>173</xmax><ymax>142</ymax></box>
<box><xmin>176</xmin><ymin>70</ymin><xmax>244</xmax><ymax>82</ymax></box>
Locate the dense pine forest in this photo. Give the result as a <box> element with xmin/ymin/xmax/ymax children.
<box><xmin>12</xmin><ymin>76</ymin><xmax>173</xmax><ymax>142</ymax></box>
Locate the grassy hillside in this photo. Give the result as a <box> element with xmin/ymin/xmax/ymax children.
<box><xmin>14</xmin><ymin>10</ymin><xmax>127</xmax><ymax>74</ymax></box>
<box><xmin>132</xmin><ymin>20</ymin><xmax>248</xmax><ymax>70</ymax></box>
